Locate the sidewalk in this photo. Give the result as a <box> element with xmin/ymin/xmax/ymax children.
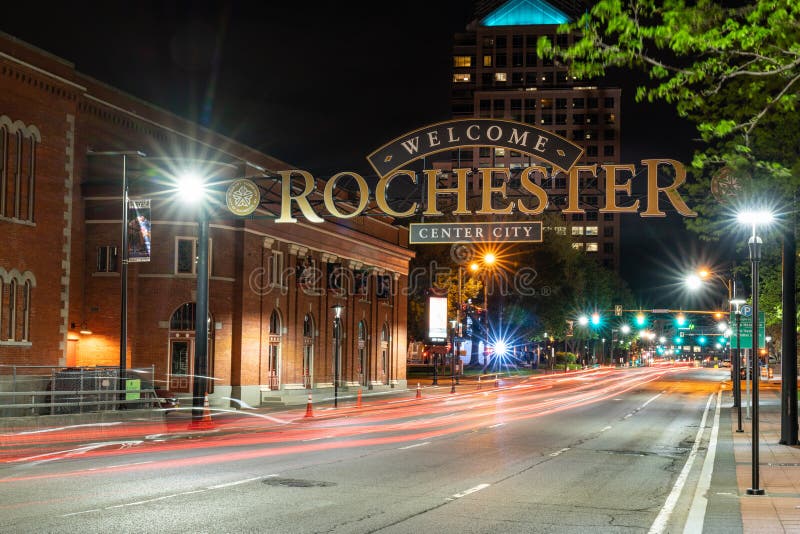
<box><xmin>731</xmin><ymin>380</ymin><xmax>800</xmax><ymax>533</ymax></box>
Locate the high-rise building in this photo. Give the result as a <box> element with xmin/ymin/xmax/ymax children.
<box><xmin>448</xmin><ymin>0</ymin><xmax>621</xmax><ymax>270</ymax></box>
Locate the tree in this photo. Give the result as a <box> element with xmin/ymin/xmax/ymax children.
<box><xmin>538</xmin><ymin>0</ymin><xmax>800</xmax><ymax>332</ymax></box>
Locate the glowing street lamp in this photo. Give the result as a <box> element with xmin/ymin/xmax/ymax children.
<box><xmin>737</xmin><ymin>208</ymin><xmax>775</xmax><ymax>496</ymax></box>
<box><xmin>178</xmin><ymin>171</ymin><xmax>211</xmax><ymax>423</ymax></box>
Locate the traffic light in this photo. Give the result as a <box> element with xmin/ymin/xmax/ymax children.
<box><xmin>675</xmin><ymin>313</ymin><xmax>687</xmax><ymax>327</ymax></box>
<box><xmin>635</xmin><ymin>313</ymin><xmax>646</xmax><ymax>327</ymax></box>
<box><xmin>591</xmin><ymin>312</ymin><xmax>601</xmax><ymax>326</ymax></box>
<box><xmin>698</xmin><ymin>336</ymin><xmax>707</xmax><ymax>345</ymax></box>
<box><xmin>674</xmin><ymin>336</ymin><xmax>682</xmax><ymax>344</ymax></box>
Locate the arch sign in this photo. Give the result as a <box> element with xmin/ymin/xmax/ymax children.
<box><xmin>226</xmin><ymin>119</ymin><xmax>697</xmax><ymax>244</ymax></box>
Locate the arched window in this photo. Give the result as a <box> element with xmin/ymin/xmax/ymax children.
<box><xmin>169</xmin><ymin>302</ymin><xmax>196</xmax><ymax>330</ymax></box>
<box><xmin>0</xmin><ymin>118</ymin><xmax>39</xmax><ymax>223</ymax></box>
<box><xmin>6</xmin><ymin>279</ymin><xmax>16</xmax><ymax>340</ymax></box>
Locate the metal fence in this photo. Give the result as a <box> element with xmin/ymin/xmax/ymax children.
<box><xmin>0</xmin><ymin>365</ymin><xmax>164</xmax><ymax>417</ymax></box>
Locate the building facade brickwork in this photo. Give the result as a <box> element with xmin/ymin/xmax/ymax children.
<box><xmin>0</xmin><ymin>32</ymin><xmax>413</xmax><ymax>407</ymax></box>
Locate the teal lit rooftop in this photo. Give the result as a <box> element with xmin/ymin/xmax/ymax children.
<box><xmin>482</xmin><ymin>0</ymin><xmax>570</xmax><ymax>26</ymax></box>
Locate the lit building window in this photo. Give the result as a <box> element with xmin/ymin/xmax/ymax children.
<box><xmin>586</xmin><ymin>242</ymin><xmax>599</xmax><ymax>252</ymax></box>
<box><xmin>494</xmin><ymin>72</ymin><xmax>508</xmax><ymax>82</ymax></box>
<box><xmin>554</xmin><ymin>227</ymin><xmax>567</xmax><ymax>235</ymax></box>
<box><xmin>572</xmin><ymin>242</ymin><xmax>584</xmax><ymax>250</ymax></box>
<box><xmin>571</xmin><ymin>226</ymin><xmax>584</xmax><ymax>236</ymax></box>
<box><xmin>453</xmin><ymin>55</ymin><xmax>472</xmax><ymax>67</ymax></box>
<box><xmin>586</xmin><ymin>226</ymin><xmax>599</xmax><ymax>236</ymax></box>
<box><xmin>483</xmin><ymin>55</ymin><xmax>493</xmax><ymax>67</ymax></box>
<box><xmin>453</xmin><ymin>73</ymin><xmax>471</xmax><ymax>83</ymax></box>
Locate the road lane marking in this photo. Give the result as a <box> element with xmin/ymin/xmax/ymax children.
<box><xmin>488</xmin><ymin>423</ymin><xmax>506</xmax><ymax>428</ymax></box>
<box><xmin>399</xmin><ymin>442</ymin><xmax>431</xmax><ymax>450</ymax></box>
<box><xmin>450</xmin><ymin>484</ymin><xmax>490</xmax><ymax>499</ymax></box>
<box><xmin>624</xmin><ymin>392</ymin><xmax>663</xmax><ymax>420</ymax></box>
<box><xmin>648</xmin><ymin>393</ymin><xmax>714</xmax><ymax>534</ymax></box>
<box><xmin>601</xmin><ymin>426</ymin><xmax>612</xmax><ymax>432</ymax></box>
<box><xmin>208</xmin><ymin>477</ymin><xmax>262</xmax><ymax>489</ymax></box>
<box><xmin>684</xmin><ymin>389</ymin><xmax>722</xmax><ymax>533</ymax></box>
<box><xmin>549</xmin><ymin>447</ymin><xmax>570</xmax><ymax>457</ymax></box>
<box><xmin>61</xmin><ymin>476</ymin><xmax>268</xmax><ymax>517</ymax></box>
<box><xmin>90</xmin><ymin>461</ymin><xmax>153</xmax><ymax>471</ymax></box>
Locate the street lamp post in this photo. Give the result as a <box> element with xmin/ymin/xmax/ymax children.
<box><xmin>739</xmin><ymin>209</ymin><xmax>774</xmax><ymax>496</ymax></box>
<box><xmin>332</xmin><ymin>304</ymin><xmax>343</xmax><ymax>408</ymax></box>
<box><xmin>176</xmin><ymin>171</ymin><xmax>212</xmax><ymax>423</ymax></box>
<box><xmin>86</xmin><ymin>150</ymin><xmax>146</xmax><ymax>407</ymax></box>
<box><xmin>192</xmin><ymin>210</ymin><xmax>210</xmax><ymax>421</ymax></box>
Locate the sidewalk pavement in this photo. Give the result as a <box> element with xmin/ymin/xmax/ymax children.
<box><xmin>732</xmin><ymin>380</ymin><xmax>800</xmax><ymax>533</ymax></box>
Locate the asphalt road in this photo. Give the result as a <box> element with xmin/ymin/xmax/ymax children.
<box><xmin>0</xmin><ymin>366</ymin><xmax>732</xmax><ymax>533</ymax></box>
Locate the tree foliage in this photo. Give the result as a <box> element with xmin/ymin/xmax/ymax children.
<box><xmin>539</xmin><ymin>0</ymin><xmax>800</xmax><ymax>335</ymax></box>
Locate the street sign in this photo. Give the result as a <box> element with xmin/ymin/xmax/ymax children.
<box><xmin>740</xmin><ymin>305</ymin><xmax>752</xmax><ymax>317</ymax></box>
<box><xmin>614</xmin><ymin>305</ymin><xmax>622</xmax><ymax>316</ymax></box>
<box><xmin>729</xmin><ymin>311</ymin><xmax>765</xmax><ymax>349</ymax></box>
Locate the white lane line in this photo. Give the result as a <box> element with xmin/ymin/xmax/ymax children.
<box><xmin>89</xmin><ymin>461</ymin><xmax>153</xmax><ymax>471</ymax></box>
<box><xmin>648</xmin><ymin>393</ymin><xmax>714</xmax><ymax>534</ymax></box>
<box><xmin>61</xmin><ymin>476</ymin><xmax>268</xmax><ymax>516</ymax></box>
<box><xmin>549</xmin><ymin>447</ymin><xmax>570</xmax><ymax>457</ymax></box>
<box><xmin>684</xmin><ymin>390</ymin><xmax>722</xmax><ymax>533</ymax></box>
<box><xmin>624</xmin><ymin>392</ymin><xmax>664</xmax><ymax>421</ymax></box>
<box><xmin>601</xmin><ymin>426</ymin><xmax>613</xmax><ymax>432</ymax></box>
<box><xmin>451</xmin><ymin>483</ymin><xmax>490</xmax><ymax>499</ymax></box>
<box><xmin>488</xmin><ymin>423</ymin><xmax>506</xmax><ymax>428</ymax></box>
<box><xmin>399</xmin><ymin>442</ymin><xmax>431</xmax><ymax>450</ymax></box>
<box><xmin>208</xmin><ymin>476</ymin><xmax>263</xmax><ymax>489</ymax></box>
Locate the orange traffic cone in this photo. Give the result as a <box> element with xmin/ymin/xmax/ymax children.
<box><xmin>202</xmin><ymin>393</ymin><xmax>212</xmax><ymax>423</ymax></box>
<box><xmin>357</xmin><ymin>388</ymin><xmax>362</xmax><ymax>408</ymax></box>
<box><xmin>416</xmin><ymin>383</ymin><xmax>422</xmax><ymax>399</ymax></box>
<box><xmin>304</xmin><ymin>393</ymin><xmax>314</xmax><ymax>418</ymax></box>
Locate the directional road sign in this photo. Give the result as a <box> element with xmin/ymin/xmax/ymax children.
<box><xmin>729</xmin><ymin>311</ymin><xmax>765</xmax><ymax>349</ymax></box>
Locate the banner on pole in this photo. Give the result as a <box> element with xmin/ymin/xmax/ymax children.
<box><xmin>127</xmin><ymin>199</ymin><xmax>151</xmax><ymax>262</ymax></box>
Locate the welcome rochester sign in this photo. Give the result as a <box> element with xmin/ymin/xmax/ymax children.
<box><xmin>226</xmin><ymin>119</ymin><xmax>697</xmax><ymax>244</ymax></box>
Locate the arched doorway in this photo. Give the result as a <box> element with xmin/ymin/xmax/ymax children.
<box><xmin>168</xmin><ymin>302</ymin><xmax>213</xmax><ymax>393</ymax></box>
<box><xmin>303</xmin><ymin>314</ymin><xmax>314</xmax><ymax>389</ymax></box>
<box><xmin>381</xmin><ymin>323</ymin><xmax>390</xmax><ymax>385</ymax></box>
<box><xmin>267</xmin><ymin>310</ymin><xmax>282</xmax><ymax>390</ymax></box>
<box><xmin>358</xmin><ymin>320</ymin><xmax>369</xmax><ymax>387</ymax></box>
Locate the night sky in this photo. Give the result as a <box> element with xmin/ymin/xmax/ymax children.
<box><xmin>3</xmin><ymin>2</ymin><xmax>736</xmax><ymax>307</ymax></box>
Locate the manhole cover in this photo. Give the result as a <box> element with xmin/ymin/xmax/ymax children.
<box><xmin>262</xmin><ymin>478</ymin><xmax>336</xmax><ymax>488</ymax></box>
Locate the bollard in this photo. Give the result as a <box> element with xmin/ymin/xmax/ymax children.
<box><xmin>357</xmin><ymin>388</ymin><xmax>362</xmax><ymax>408</ymax></box>
<box><xmin>416</xmin><ymin>383</ymin><xmax>422</xmax><ymax>399</ymax></box>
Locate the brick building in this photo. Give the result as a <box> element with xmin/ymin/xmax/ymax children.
<box><xmin>0</xmin><ymin>32</ymin><xmax>413</xmax><ymax>407</ymax></box>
